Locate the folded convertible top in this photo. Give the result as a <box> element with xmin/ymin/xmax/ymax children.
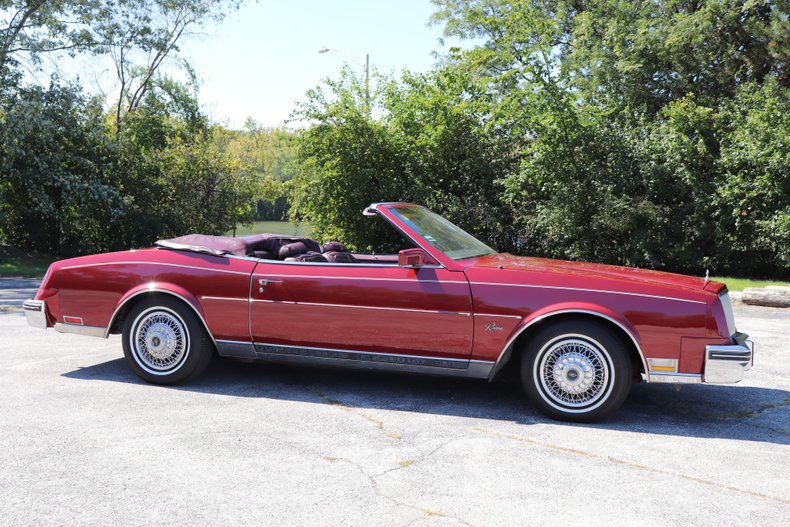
<box><xmin>155</xmin><ymin>234</ymin><xmax>252</xmax><ymax>256</ymax></box>
<box><xmin>155</xmin><ymin>233</ymin><xmax>320</xmax><ymax>258</ymax></box>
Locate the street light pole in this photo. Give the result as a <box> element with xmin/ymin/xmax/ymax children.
<box><xmin>318</xmin><ymin>47</ymin><xmax>370</xmax><ymax>113</ymax></box>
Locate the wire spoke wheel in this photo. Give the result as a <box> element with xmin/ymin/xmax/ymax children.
<box><xmin>122</xmin><ymin>297</ymin><xmax>213</xmax><ymax>385</ymax></box>
<box><xmin>538</xmin><ymin>338</ymin><xmax>610</xmax><ymax>408</ymax></box>
<box><xmin>522</xmin><ymin>321</ymin><xmax>632</xmax><ymax>422</ymax></box>
<box><xmin>131</xmin><ymin>308</ymin><xmax>189</xmax><ymax>374</ymax></box>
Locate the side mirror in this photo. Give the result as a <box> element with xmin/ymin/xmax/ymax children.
<box><xmin>398</xmin><ymin>248</ymin><xmax>439</xmax><ymax>268</ymax></box>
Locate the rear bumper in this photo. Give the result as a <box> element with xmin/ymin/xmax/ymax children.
<box><xmin>704</xmin><ymin>332</ymin><xmax>754</xmax><ymax>384</ymax></box>
<box><xmin>23</xmin><ymin>299</ymin><xmax>47</xmax><ymax>329</ymax></box>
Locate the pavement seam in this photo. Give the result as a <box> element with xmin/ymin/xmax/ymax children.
<box><xmin>472</xmin><ymin>427</ymin><xmax>790</xmax><ymax>506</ymax></box>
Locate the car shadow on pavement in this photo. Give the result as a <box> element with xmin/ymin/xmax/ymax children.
<box><xmin>63</xmin><ymin>357</ymin><xmax>790</xmax><ymax>446</ymax></box>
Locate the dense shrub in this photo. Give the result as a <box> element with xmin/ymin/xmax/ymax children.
<box><xmin>0</xmin><ymin>82</ymin><xmax>255</xmax><ymax>256</ymax></box>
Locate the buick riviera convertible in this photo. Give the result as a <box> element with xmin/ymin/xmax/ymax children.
<box><xmin>24</xmin><ymin>203</ymin><xmax>753</xmax><ymax>421</ymax></box>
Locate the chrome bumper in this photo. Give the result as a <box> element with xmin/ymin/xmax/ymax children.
<box><xmin>704</xmin><ymin>332</ymin><xmax>753</xmax><ymax>384</ymax></box>
<box><xmin>23</xmin><ymin>299</ymin><xmax>47</xmax><ymax>329</ymax></box>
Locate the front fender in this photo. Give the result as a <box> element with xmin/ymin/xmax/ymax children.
<box><xmin>489</xmin><ymin>301</ymin><xmax>647</xmax><ymax>380</ymax></box>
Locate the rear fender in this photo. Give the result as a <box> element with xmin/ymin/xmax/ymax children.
<box><xmin>106</xmin><ymin>282</ymin><xmax>215</xmax><ymax>345</ymax></box>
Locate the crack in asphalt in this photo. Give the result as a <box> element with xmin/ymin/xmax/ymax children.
<box><xmin>309</xmin><ymin>387</ymin><xmax>388</xmax><ymax>433</ymax></box>
<box><xmin>334</xmin><ymin>451</ymin><xmax>473</xmax><ymax>527</ymax></box>
<box><xmin>308</xmin><ymin>386</ymin><xmax>473</xmax><ymax>525</ymax></box>
<box><xmin>370</xmin><ymin>435</ymin><xmax>469</xmax><ymax>480</ymax></box>
<box><xmin>472</xmin><ymin>427</ymin><xmax>790</xmax><ymax>506</ymax></box>
<box><xmin>117</xmin><ymin>427</ymin><xmax>470</xmax><ymax>524</ymax></box>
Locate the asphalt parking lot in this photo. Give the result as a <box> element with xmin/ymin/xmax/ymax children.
<box><xmin>0</xmin><ymin>282</ymin><xmax>788</xmax><ymax>526</ymax></box>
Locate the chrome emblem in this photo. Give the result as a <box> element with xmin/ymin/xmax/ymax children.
<box><xmin>484</xmin><ymin>322</ymin><xmax>504</xmax><ymax>332</ymax></box>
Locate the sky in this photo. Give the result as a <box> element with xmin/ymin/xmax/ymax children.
<box><xmin>176</xmin><ymin>0</ymin><xmax>461</xmax><ymax>128</ymax></box>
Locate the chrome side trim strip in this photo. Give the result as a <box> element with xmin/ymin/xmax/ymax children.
<box><xmin>474</xmin><ymin>313</ymin><xmax>523</xmax><ymax>319</ymax></box>
<box><xmin>201</xmin><ymin>296</ymin><xmax>249</xmax><ymax>302</ymax></box>
<box><xmin>488</xmin><ymin>309</ymin><xmax>648</xmax><ymax>381</ymax></box>
<box><xmin>104</xmin><ymin>289</ymin><xmax>218</xmax><ymax>347</ymax></box>
<box><xmin>468</xmin><ymin>281</ymin><xmax>706</xmax><ymax>305</ymax></box>
<box><xmin>228</xmin><ymin>254</ymin><xmax>400</xmax><ymax>268</ymax></box>
<box><xmin>254</xmin><ymin>341</ymin><xmax>472</xmax><ymax>366</ymax></box>
<box><xmin>251</xmin><ymin>341</ymin><xmax>493</xmax><ymax>379</ymax></box>
<box><xmin>252</xmin><ymin>273</ymin><xmax>466</xmax><ymax>284</ymax></box>
<box><xmin>647</xmin><ymin>372</ymin><xmax>703</xmax><ymax>384</ymax></box>
<box><xmin>54</xmin><ymin>323</ymin><xmax>107</xmax><ymax>338</ymax></box>
<box><xmin>60</xmin><ymin>261</ymin><xmax>250</xmax><ymax>276</ymax></box>
<box><xmin>249</xmin><ymin>298</ymin><xmax>471</xmax><ymax>316</ymax></box>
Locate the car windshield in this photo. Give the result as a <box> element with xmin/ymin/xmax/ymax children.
<box><xmin>388</xmin><ymin>206</ymin><xmax>496</xmax><ymax>260</ymax></box>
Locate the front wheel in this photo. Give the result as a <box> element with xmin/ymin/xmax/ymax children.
<box><xmin>121</xmin><ymin>296</ymin><xmax>213</xmax><ymax>384</ymax></box>
<box><xmin>521</xmin><ymin>320</ymin><xmax>632</xmax><ymax>422</ymax></box>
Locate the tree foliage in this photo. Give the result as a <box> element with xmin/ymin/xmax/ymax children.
<box><xmin>290</xmin><ymin>0</ymin><xmax>789</xmax><ymax>277</ymax></box>
<box><xmin>0</xmin><ymin>82</ymin><xmax>118</xmax><ymax>254</ymax></box>
<box><xmin>0</xmin><ymin>80</ymin><xmax>255</xmax><ymax>256</ymax></box>
<box><xmin>213</xmin><ymin>119</ymin><xmax>297</xmax><ymax>221</ymax></box>
<box><xmin>0</xmin><ymin>0</ymin><xmax>253</xmax><ymax>257</ymax></box>
<box><xmin>289</xmin><ymin>66</ymin><xmax>518</xmax><ymax>251</ymax></box>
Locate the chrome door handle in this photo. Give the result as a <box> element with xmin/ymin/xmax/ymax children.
<box><xmin>257</xmin><ymin>278</ymin><xmax>282</xmax><ymax>293</ymax></box>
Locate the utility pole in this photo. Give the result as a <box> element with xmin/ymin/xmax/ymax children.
<box><xmin>318</xmin><ymin>47</ymin><xmax>370</xmax><ymax>114</ymax></box>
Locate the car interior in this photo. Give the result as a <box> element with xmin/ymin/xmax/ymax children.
<box><xmin>155</xmin><ymin>233</ymin><xmax>407</xmax><ymax>264</ymax></box>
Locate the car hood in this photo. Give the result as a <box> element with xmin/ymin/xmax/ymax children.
<box><xmin>463</xmin><ymin>253</ymin><xmax>719</xmax><ymax>296</ymax></box>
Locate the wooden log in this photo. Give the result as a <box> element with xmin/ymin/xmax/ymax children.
<box><xmin>741</xmin><ymin>287</ymin><xmax>790</xmax><ymax>308</ymax></box>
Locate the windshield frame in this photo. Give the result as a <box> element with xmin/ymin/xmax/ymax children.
<box><xmin>372</xmin><ymin>203</ymin><xmax>496</xmax><ymax>264</ymax></box>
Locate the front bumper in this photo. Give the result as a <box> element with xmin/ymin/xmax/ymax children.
<box><xmin>23</xmin><ymin>299</ymin><xmax>47</xmax><ymax>329</ymax></box>
<box><xmin>704</xmin><ymin>332</ymin><xmax>754</xmax><ymax>384</ymax></box>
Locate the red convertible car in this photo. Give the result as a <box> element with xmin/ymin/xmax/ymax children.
<box><xmin>24</xmin><ymin>203</ymin><xmax>753</xmax><ymax>422</ymax></box>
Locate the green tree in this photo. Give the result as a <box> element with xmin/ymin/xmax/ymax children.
<box><xmin>290</xmin><ymin>66</ymin><xmax>519</xmax><ymax>251</ymax></box>
<box><xmin>113</xmin><ymin>77</ymin><xmax>256</xmax><ymax>247</ymax></box>
<box><xmin>290</xmin><ymin>68</ymin><xmax>410</xmax><ymax>248</ymax></box>
<box><xmin>0</xmin><ymin>82</ymin><xmax>120</xmax><ymax>255</ymax></box>
<box><xmin>426</xmin><ymin>0</ymin><xmax>790</xmax><ymax>276</ymax></box>
<box><xmin>213</xmin><ymin>119</ymin><xmax>297</xmax><ymax>221</ymax></box>
<box><xmin>0</xmin><ymin>77</ymin><xmax>256</xmax><ymax>255</ymax></box>
<box><xmin>1</xmin><ymin>1</ymin><xmax>95</xmax><ymax>75</ymax></box>
<box><xmin>97</xmin><ymin>0</ymin><xmax>241</xmax><ymax>132</ymax></box>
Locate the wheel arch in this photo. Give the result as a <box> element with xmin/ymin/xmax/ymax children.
<box><xmin>105</xmin><ymin>284</ymin><xmax>216</xmax><ymax>347</ymax></box>
<box><xmin>488</xmin><ymin>307</ymin><xmax>647</xmax><ymax>382</ymax></box>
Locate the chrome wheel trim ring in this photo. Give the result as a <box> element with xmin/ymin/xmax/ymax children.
<box><xmin>129</xmin><ymin>307</ymin><xmax>190</xmax><ymax>376</ymax></box>
<box><xmin>533</xmin><ymin>334</ymin><xmax>614</xmax><ymax>414</ymax></box>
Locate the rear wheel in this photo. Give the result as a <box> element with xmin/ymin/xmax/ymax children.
<box><xmin>121</xmin><ymin>296</ymin><xmax>213</xmax><ymax>384</ymax></box>
<box><xmin>521</xmin><ymin>320</ymin><xmax>632</xmax><ymax>422</ymax></box>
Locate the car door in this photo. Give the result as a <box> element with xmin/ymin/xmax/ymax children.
<box><xmin>249</xmin><ymin>260</ymin><xmax>473</xmax><ymax>361</ymax></box>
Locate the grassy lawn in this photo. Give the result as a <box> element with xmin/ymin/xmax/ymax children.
<box><xmin>0</xmin><ymin>246</ymin><xmax>55</xmax><ymax>278</ymax></box>
<box><xmin>712</xmin><ymin>276</ymin><xmax>790</xmax><ymax>292</ymax></box>
<box><xmin>228</xmin><ymin>220</ymin><xmax>309</xmax><ymax>237</ymax></box>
